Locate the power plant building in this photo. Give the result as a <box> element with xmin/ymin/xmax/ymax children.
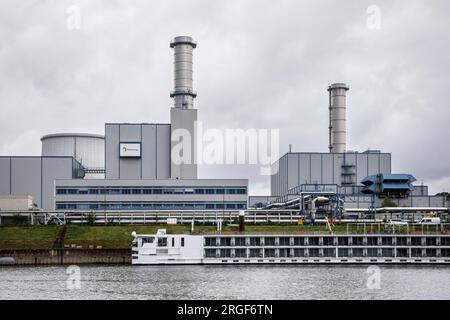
<box><xmin>0</xmin><ymin>38</ymin><xmax>447</xmax><ymax>214</ymax></box>
<box><xmin>0</xmin><ymin>36</ymin><xmax>247</xmax><ymax>211</ymax></box>
<box><xmin>271</xmin><ymin>150</ymin><xmax>391</xmax><ymax>197</ymax></box>
<box><xmin>258</xmin><ymin>82</ymin><xmax>448</xmax><ymax>210</ymax></box>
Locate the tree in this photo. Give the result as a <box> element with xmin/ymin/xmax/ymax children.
<box><xmin>436</xmin><ymin>192</ymin><xmax>450</xmax><ymax>201</ymax></box>
<box><xmin>380</xmin><ymin>197</ymin><xmax>397</xmax><ymax>208</ymax></box>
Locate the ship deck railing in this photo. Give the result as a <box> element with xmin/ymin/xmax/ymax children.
<box><xmin>184</xmin><ymin>223</ymin><xmax>450</xmax><ymax>236</ymax></box>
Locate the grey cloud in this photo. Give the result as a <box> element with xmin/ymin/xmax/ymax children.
<box><xmin>0</xmin><ymin>0</ymin><xmax>449</xmax><ymax>195</ymax></box>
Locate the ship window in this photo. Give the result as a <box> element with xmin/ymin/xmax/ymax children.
<box><xmin>234</xmin><ymin>237</ymin><xmax>246</xmax><ymax>246</ymax></box>
<box><xmin>322</xmin><ymin>237</ymin><xmax>334</xmax><ymax>246</ymax></box>
<box><xmin>249</xmin><ymin>249</ymin><xmax>263</xmax><ymax>258</ymax></box>
<box><xmin>426</xmin><ymin>237</ymin><xmax>437</xmax><ymax>246</ymax></box>
<box><xmin>235</xmin><ymin>249</ymin><xmax>247</xmax><ymax>258</ymax></box>
<box><xmin>381</xmin><ymin>237</ymin><xmax>393</xmax><ymax>246</ymax></box>
<box><xmin>249</xmin><ymin>237</ymin><xmax>261</xmax><ymax>246</ymax></box>
<box><xmin>367</xmin><ymin>237</ymin><xmax>378</xmax><ymax>246</ymax></box>
<box><xmin>158</xmin><ymin>238</ymin><xmax>167</xmax><ymax>247</ymax></box>
<box><xmin>142</xmin><ymin>237</ymin><xmax>155</xmax><ymax>244</ymax></box>
<box><xmin>172</xmin><ymin>238</ymin><xmax>175</xmax><ymax>247</ymax></box>
<box><xmin>181</xmin><ymin>238</ymin><xmax>185</xmax><ymax>247</ymax></box>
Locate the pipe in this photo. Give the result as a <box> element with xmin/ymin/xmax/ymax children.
<box><xmin>311</xmin><ymin>196</ymin><xmax>329</xmax><ymax>221</ymax></box>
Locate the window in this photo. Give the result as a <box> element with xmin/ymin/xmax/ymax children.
<box><xmin>153</xmin><ymin>189</ymin><xmax>162</xmax><ymax>194</ymax></box>
<box><xmin>172</xmin><ymin>238</ymin><xmax>175</xmax><ymax>247</ymax></box>
<box><xmin>181</xmin><ymin>238</ymin><xmax>185</xmax><ymax>247</ymax></box>
<box><xmin>109</xmin><ymin>188</ymin><xmax>121</xmax><ymax>195</ymax></box>
<box><xmin>142</xmin><ymin>237</ymin><xmax>155</xmax><ymax>244</ymax></box>
<box><xmin>142</xmin><ymin>203</ymin><xmax>153</xmax><ymax>209</ymax></box>
<box><xmin>132</xmin><ymin>189</ymin><xmax>141</xmax><ymax>194</ymax></box>
<box><xmin>67</xmin><ymin>189</ymin><xmax>77</xmax><ymax>194</ymax></box>
<box><xmin>143</xmin><ymin>189</ymin><xmax>152</xmax><ymax>194</ymax></box>
<box><xmin>206</xmin><ymin>189</ymin><xmax>215</xmax><ymax>194</ymax></box>
<box><xmin>56</xmin><ymin>189</ymin><xmax>67</xmax><ymax>195</ymax></box>
<box><xmin>88</xmin><ymin>188</ymin><xmax>99</xmax><ymax>195</ymax></box>
<box><xmin>195</xmin><ymin>189</ymin><xmax>205</xmax><ymax>194</ymax></box>
<box><xmin>122</xmin><ymin>188</ymin><xmax>131</xmax><ymax>194</ymax></box>
<box><xmin>184</xmin><ymin>203</ymin><xmax>194</xmax><ymax>209</ymax></box>
<box><xmin>237</xmin><ymin>188</ymin><xmax>247</xmax><ymax>194</ymax></box>
<box><xmin>157</xmin><ymin>238</ymin><xmax>167</xmax><ymax>247</ymax></box>
<box><xmin>216</xmin><ymin>189</ymin><xmax>225</xmax><ymax>194</ymax></box>
<box><xmin>227</xmin><ymin>189</ymin><xmax>236</xmax><ymax>194</ymax></box>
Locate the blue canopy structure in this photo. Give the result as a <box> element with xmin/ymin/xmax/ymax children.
<box><xmin>361</xmin><ymin>173</ymin><xmax>416</xmax><ymax>197</ymax></box>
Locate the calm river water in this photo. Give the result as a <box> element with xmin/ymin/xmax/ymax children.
<box><xmin>1</xmin><ymin>265</ymin><xmax>449</xmax><ymax>300</ymax></box>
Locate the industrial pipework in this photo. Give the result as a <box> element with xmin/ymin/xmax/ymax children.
<box><xmin>170</xmin><ymin>36</ymin><xmax>197</xmax><ymax>109</ymax></box>
<box><xmin>328</xmin><ymin>83</ymin><xmax>349</xmax><ymax>153</ymax></box>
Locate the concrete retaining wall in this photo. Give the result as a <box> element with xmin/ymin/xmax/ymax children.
<box><xmin>0</xmin><ymin>248</ymin><xmax>131</xmax><ymax>265</ymax></box>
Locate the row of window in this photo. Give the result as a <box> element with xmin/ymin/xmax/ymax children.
<box><xmin>138</xmin><ymin>237</ymin><xmax>185</xmax><ymax>247</ymax></box>
<box><xmin>204</xmin><ymin>236</ymin><xmax>450</xmax><ymax>247</ymax></box>
<box><xmin>55</xmin><ymin>202</ymin><xmax>247</xmax><ymax>210</ymax></box>
<box><xmin>56</xmin><ymin>187</ymin><xmax>247</xmax><ymax>195</ymax></box>
<box><xmin>204</xmin><ymin>248</ymin><xmax>450</xmax><ymax>258</ymax></box>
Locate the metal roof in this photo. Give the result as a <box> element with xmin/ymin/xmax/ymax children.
<box><xmin>40</xmin><ymin>133</ymin><xmax>105</xmax><ymax>141</ymax></box>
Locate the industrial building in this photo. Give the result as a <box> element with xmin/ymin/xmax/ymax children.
<box><xmin>270</xmin><ymin>150</ymin><xmax>391</xmax><ymax>197</ymax></box>
<box><xmin>0</xmin><ymin>35</ymin><xmax>447</xmax><ymax>219</ymax></box>
<box><xmin>0</xmin><ymin>36</ymin><xmax>248</xmax><ymax>212</ymax></box>
<box><xmin>0</xmin><ymin>156</ymin><xmax>84</xmax><ymax>209</ymax></box>
<box><xmin>54</xmin><ymin>179</ymin><xmax>247</xmax><ymax>211</ymax></box>
<box><xmin>250</xmin><ymin>82</ymin><xmax>449</xmax><ymax>217</ymax></box>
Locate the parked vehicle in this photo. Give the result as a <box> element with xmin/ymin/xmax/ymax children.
<box><xmin>418</xmin><ymin>217</ymin><xmax>441</xmax><ymax>224</ymax></box>
<box><xmin>387</xmin><ymin>219</ymin><xmax>408</xmax><ymax>225</ymax></box>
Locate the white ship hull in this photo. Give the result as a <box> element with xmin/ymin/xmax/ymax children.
<box><xmin>131</xmin><ymin>229</ymin><xmax>450</xmax><ymax>265</ymax></box>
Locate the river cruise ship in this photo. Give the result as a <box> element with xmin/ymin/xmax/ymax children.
<box><xmin>131</xmin><ymin>224</ymin><xmax>450</xmax><ymax>265</ymax></box>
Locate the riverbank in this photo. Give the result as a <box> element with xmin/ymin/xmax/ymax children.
<box><xmin>0</xmin><ymin>224</ymin><xmax>342</xmax><ymax>250</ymax></box>
<box><xmin>0</xmin><ymin>248</ymin><xmax>131</xmax><ymax>265</ymax></box>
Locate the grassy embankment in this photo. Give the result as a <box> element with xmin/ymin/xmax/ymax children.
<box><xmin>0</xmin><ymin>223</ymin><xmax>352</xmax><ymax>250</ymax></box>
<box><xmin>0</xmin><ymin>224</ymin><xmax>404</xmax><ymax>249</ymax></box>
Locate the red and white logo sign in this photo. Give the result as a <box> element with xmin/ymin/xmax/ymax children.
<box><xmin>120</xmin><ymin>143</ymin><xmax>141</xmax><ymax>157</ymax></box>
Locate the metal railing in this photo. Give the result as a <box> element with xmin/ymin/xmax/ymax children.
<box><xmin>0</xmin><ymin>210</ymin><xmax>449</xmax><ymax>235</ymax></box>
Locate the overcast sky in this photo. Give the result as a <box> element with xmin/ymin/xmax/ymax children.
<box><xmin>0</xmin><ymin>0</ymin><xmax>449</xmax><ymax>196</ymax></box>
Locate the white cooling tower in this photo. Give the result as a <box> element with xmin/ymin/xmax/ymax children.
<box><xmin>41</xmin><ymin>133</ymin><xmax>105</xmax><ymax>178</ymax></box>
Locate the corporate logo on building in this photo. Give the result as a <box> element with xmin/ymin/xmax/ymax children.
<box><xmin>120</xmin><ymin>143</ymin><xmax>141</xmax><ymax>158</ymax></box>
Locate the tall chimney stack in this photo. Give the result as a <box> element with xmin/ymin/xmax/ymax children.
<box><xmin>170</xmin><ymin>36</ymin><xmax>198</xmax><ymax>179</ymax></box>
<box><xmin>170</xmin><ymin>36</ymin><xmax>197</xmax><ymax>109</ymax></box>
<box><xmin>328</xmin><ymin>83</ymin><xmax>349</xmax><ymax>153</ymax></box>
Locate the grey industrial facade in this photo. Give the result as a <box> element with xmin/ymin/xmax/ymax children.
<box><xmin>270</xmin><ymin>151</ymin><xmax>391</xmax><ymax>197</ymax></box>
<box><xmin>257</xmin><ymin>80</ymin><xmax>450</xmax><ymax>210</ymax></box>
<box><xmin>0</xmin><ymin>36</ymin><xmax>250</xmax><ymax>212</ymax></box>
<box><xmin>54</xmin><ymin>179</ymin><xmax>247</xmax><ymax>211</ymax></box>
<box><xmin>0</xmin><ymin>156</ymin><xmax>84</xmax><ymax>210</ymax></box>
<box><xmin>105</xmin><ymin>123</ymin><xmax>171</xmax><ymax>180</ymax></box>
